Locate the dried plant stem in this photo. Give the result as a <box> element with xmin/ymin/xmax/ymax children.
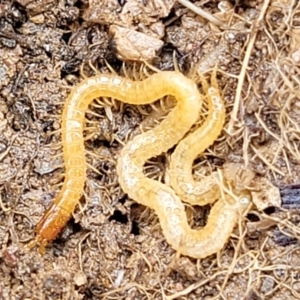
<box><xmin>227</xmin><ymin>0</ymin><xmax>271</xmax><ymax>134</ymax></box>
<box><xmin>177</xmin><ymin>0</ymin><xmax>228</xmax><ymax>28</ymax></box>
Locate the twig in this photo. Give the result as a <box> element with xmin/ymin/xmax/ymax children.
<box><xmin>227</xmin><ymin>0</ymin><xmax>271</xmax><ymax>134</ymax></box>
<box><xmin>177</xmin><ymin>0</ymin><xmax>228</xmax><ymax>29</ymax></box>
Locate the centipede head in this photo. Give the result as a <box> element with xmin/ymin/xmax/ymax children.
<box><xmin>27</xmin><ymin>235</ymin><xmax>48</xmax><ymax>255</ymax></box>
<box><xmin>27</xmin><ymin>204</ymin><xmax>71</xmax><ymax>254</ymax></box>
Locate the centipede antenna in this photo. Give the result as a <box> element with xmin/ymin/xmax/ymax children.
<box><xmin>26</xmin><ymin>239</ymin><xmax>38</xmax><ymax>251</ymax></box>
<box><xmin>38</xmin><ymin>241</ymin><xmax>47</xmax><ymax>255</ymax></box>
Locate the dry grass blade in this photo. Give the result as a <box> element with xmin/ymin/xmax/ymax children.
<box><xmin>227</xmin><ymin>0</ymin><xmax>271</xmax><ymax>134</ymax></box>
<box><xmin>177</xmin><ymin>0</ymin><xmax>228</xmax><ymax>28</ymax></box>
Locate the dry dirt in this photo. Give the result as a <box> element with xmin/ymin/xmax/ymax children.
<box><xmin>0</xmin><ymin>0</ymin><xmax>300</xmax><ymax>299</ymax></box>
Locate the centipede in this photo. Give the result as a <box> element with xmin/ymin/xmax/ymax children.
<box><xmin>30</xmin><ymin>70</ymin><xmax>252</xmax><ymax>258</ymax></box>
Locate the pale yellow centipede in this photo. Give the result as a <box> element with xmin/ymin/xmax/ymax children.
<box><xmin>30</xmin><ymin>71</ymin><xmax>251</xmax><ymax>258</ymax></box>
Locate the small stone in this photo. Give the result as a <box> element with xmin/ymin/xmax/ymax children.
<box><xmin>74</xmin><ymin>272</ymin><xmax>87</xmax><ymax>286</ymax></box>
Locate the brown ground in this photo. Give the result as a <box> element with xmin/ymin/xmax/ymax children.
<box><xmin>0</xmin><ymin>0</ymin><xmax>300</xmax><ymax>299</ymax></box>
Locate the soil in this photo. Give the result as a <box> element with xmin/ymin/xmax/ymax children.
<box><xmin>0</xmin><ymin>0</ymin><xmax>300</xmax><ymax>299</ymax></box>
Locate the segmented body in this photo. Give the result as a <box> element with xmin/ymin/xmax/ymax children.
<box><xmin>33</xmin><ymin>71</ymin><xmax>251</xmax><ymax>258</ymax></box>
<box><xmin>169</xmin><ymin>74</ymin><xmax>226</xmax><ymax>205</ymax></box>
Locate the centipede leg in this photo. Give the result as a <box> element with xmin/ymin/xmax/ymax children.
<box><xmin>88</xmin><ymin>60</ymin><xmax>100</xmax><ymax>76</ymax></box>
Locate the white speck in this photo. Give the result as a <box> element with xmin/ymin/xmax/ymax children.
<box><xmin>114</xmin><ymin>269</ymin><xmax>125</xmax><ymax>288</ymax></box>
<box><xmin>228</xmin><ymin>32</ymin><xmax>235</xmax><ymax>40</ymax></box>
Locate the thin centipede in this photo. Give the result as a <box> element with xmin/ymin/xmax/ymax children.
<box><xmin>169</xmin><ymin>73</ymin><xmax>225</xmax><ymax>205</ymax></box>
<box><xmin>30</xmin><ymin>70</ymin><xmax>251</xmax><ymax>258</ymax></box>
<box><xmin>117</xmin><ymin>71</ymin><xmax>251</xmax><ymax>258</ymax></box>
